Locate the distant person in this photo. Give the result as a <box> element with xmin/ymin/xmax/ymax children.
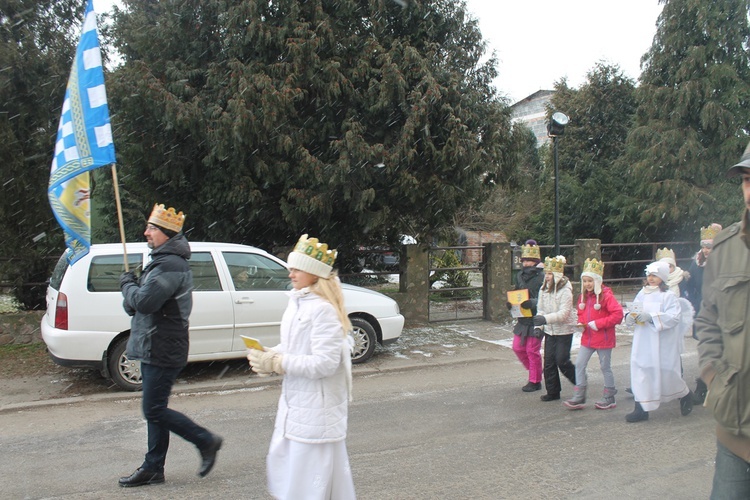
<box><xmin>248</xmin><ymin>234</ymin><xmax>356</xmax><ymax>499</ymax></box>
<box><xmin>507</xmin><ymin>240</ymin><xmax>545</xmax><ymax>392</ymax></box>
<box><xmin>625</xmin><ymin>261</ymin><xmax>694</xmax><ymax>423</ymax></box>
<box><xmin>118</xmin><ymin>204</ymin><xmax>222</xmax><ymax>487</ymax></box>
<box><xmin>563</xmin><ymin>258</ymin><xmax>624</xmax><ymax>410</ymax></box>
<box><xmin>696</xmin><ymin>142</ymin><xmax>750</xmax><ymax>499</ymax></box>
<box><xmin>533</xmin><ymin>256</ymin><xmax>577</xmax><ymax>402</ymax></box>
<box><xmin>684</xmin><ymin>223</ymin><xmax>721</xmax><ymax>404</ymax></box>
<box><xmin>656</xmin><ymin>247</ymin><xmax>687</xmax><ymax>296</ymax></box>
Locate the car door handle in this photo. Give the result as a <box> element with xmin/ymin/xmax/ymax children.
<box><xmin>235</xmin><ymin>298</ymin><xmax>255</xmax><ymax>304</ymax></box>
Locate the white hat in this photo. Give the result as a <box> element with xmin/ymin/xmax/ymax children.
<box><xmin>646</xmin><ymin>261</ymin><xmax>670</xmax><ymax>283</ymax></box>
<box><xmin>287</xmin><ymin>234</ymin><xmax>337</xmax><ymax>278</ymax></box>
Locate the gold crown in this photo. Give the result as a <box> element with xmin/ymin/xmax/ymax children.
<box><xmin>293</xmin><ymin>234</ymin><xmax>337</xmax><ymax>267</ymax></box>
<box><xmin>521</xmin><ymin>243</ymin><xmax>540</xmax><ymax>260</ymax></box>
<box><xmin>655</xmin><ymin>247</ymin><xmax>675</xmax><ymax>261</ymax></box>
<box><xmin>700</xmin><ymin>224</ymin><xmax>721</xmax><ymax>241</ymax></box>
<box><xmin>544</xmin><ymin>255</ymin><xmax>566</xmax><ymax>274</ymax></box>
<box><xmin>148</xmin><ymin>203</ymin><xmax>186</xmax><ymax>233</ymax></box>
<box><xmin>582</xmin><ymin>258</ymin><xmax>604</xmax><ymax>277</ymax></box>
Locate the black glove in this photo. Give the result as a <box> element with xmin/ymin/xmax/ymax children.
<box><xmin>506</xmin><ymin>301</ymin><xmax>512</xmax><ymax>310</ymax></box>
<box><xmin>533</xmin><ymin>315</ymin><xmax>547</xmax><ymax>326</ymax></box>
<box><xmin>533</xmin><ymin>327</ymin><xmax>544</xmax><ymax>338</ymax></box>
<box><xmin>120</xmin><ymin>271</ymin><xmax>137</xmax><ymax>289</ymax></box>
<box><xmin>520</xmin><ymin>300</ymin><xmax>533</xmax><ymax>309</ymax></box>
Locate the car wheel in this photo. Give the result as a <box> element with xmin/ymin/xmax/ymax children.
<box><xmin>350</xmin><ymin>317</ymin><xmax>377</xmax><ymax>364</ymax></box>
<box><xmin>108</xmin><ymin>337</ymin><xmax>143</xmax><ymax>391</ymax></box>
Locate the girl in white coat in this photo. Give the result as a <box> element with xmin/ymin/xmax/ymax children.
<box><xmin>625</xmin><ymin>261</ymin><xmax>694</xmax><ymax>423</ymax></box>
<box><xmin>248</xmin><ymin>235</ymin><xmax>356</xmax><ymax>500</ymax></box>
<box><xmin>533</xmin><ymin>256</ymin><xmax>577</xmax><ymax>402</ymax></box>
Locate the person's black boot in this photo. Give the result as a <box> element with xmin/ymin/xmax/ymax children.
<box><xmin>681</xmin><ymin>390</ymin><xmax>694</xmax><ymax>416</ymax></box>
<box><xmin>625</xmin><ymin>402</ymin><xmax>649</xmax><ymax>423</ymax></box>
<box><xmin>693</xmin><ymin>378</ymin><xmax>707</xmax><ymax>405</ymax></box>
<box><xmin>522</xmin><ymin>381</ymin><xmax>542</xmax><ymax>392</ymax></box>
<box><xmin>198</xmin><ymin>434</ymin><xmax>223</xmax><ymax>477</ymax></box>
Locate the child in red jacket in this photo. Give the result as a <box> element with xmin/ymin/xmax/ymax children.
<box><xmin>563</xmin><ymin>258</ymin><xmax>624</xmax><ymax>410</ymax></box>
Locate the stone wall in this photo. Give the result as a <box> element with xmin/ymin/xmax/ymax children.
<box><xmin>0</xmin><ymin>312</ymin><xmax>44</xmax><ymax>346</ymax></box>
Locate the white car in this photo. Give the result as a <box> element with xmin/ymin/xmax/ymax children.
<box><xmin>41</xmin><ymin>242</ymin><xmax>404</xmax><ymax>391</ymax></box>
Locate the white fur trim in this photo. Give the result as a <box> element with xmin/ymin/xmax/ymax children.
<box><xmin>287</xmin><ymin>251</ymin><xmax>333</xmax><ymax>278</ymax></box>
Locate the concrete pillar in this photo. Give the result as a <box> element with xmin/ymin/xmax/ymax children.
<box><xmin>395</xmin><ymin>244</ymin><xmax>429</xmax><ymax>323</ymax></box>
<box><xmin>573</xmin><ymin>239</ymin><xmax>601</xmax><ymax>280</ymax></box>
<box><xmin>484</xmin><ymin>242</ymin><xmax>514</xmax><ymax>322</ymax></box>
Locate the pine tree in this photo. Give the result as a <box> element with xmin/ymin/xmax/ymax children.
<box><xmin>539</xmin><ymin>63</ymin><xmax>637</xmax><ymax>244</ymax></box>
<box><xmin>0</xmin><ymin>0</ymin><xmax>84</xmax><ymax>307</ymax></box>
<box><xmin>614</xmin><ymin>0</ymin><xmax>750</xmax><ymax>240</ymax></box>
<box><xmin>102</xmin><ymin>0</ymin><xmax>515</xmax><ymax>257</ymax></box>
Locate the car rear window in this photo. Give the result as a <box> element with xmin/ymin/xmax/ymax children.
<box><xmin>87</xmin><ymin>254</ymin><xmax>144</xmax><ymax>292</ymax></box>
<box><xmin>189</xmin><ymin>252</ymin><xmax>222</xmax><ymax>291</ymax></box>
<box><xmin>49</xmin><ymin>253</ymin><xmax>70</xmax><ymax>291</ymax></box>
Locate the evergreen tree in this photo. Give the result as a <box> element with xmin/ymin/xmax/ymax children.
<box><xmin>614</xmin><ymin>0</ymin><xmax>750</xmax><ymax>240</ymax></box>
<box><xmin>0</xmin><ymin>0</ymin><xmax>84</xmax><ymax>307</ymax></box>
<box><xmin>533</xmin><ymin>64</ymin><xmax>637</xmax><ymax>245</ymax></box>
<box><xmin>102</xmin><ymin>0</ymin><xmax>515</xmax><ymax>257</ymax></box>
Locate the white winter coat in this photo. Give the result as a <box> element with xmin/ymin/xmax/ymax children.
<box><xmin>536</xmin><ymin>278</ymin><xmax>577</xmax><ymax>336</ymax></box>
<box><xmin>272</xmin><ymin>288</ymin><xmax>352</xmax><ymax>444</ymax></box>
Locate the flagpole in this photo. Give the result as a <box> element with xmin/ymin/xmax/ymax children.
<box><xmin>111</xmin><ymin>165</ymin><xmax>129</xmax><ymax>272</ymax></box>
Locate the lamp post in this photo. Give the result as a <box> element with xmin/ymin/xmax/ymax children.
<box><xmin>547</xmin><ymin>112</ymin><xmax>569</xmax><ymax>256</ymax></box>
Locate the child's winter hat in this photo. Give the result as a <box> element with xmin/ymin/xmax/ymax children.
<box><xmin>656</xmin><ymin>247</ymin><xmax>676</xmax><ymax>267</ymax></box>
<box><xmin>700</xmin><ymin>223</ymin><xmax>722</xmax><ymax>247</ymax></box>
<box><xmin>521</xmin><ymin>240</ymin><xmax>541</xmax><ymax>263</ymax></box>
<box><xmin>544</xmin><ymin>255</ymin><xmax>566</xmax><ymax>284</ymax></box>
<box><xmin>646</xmin><ymin>261</ymin><xmax>670</xmax><ymax>284</ymax></box>
<box><xmin>580</xmin><ymin>258</ymin><xmax>604</xmax><ymax>310</ymax></box>
<box><xmin>287</xmin><ymin>234</ymin><xmax>337</xmax><ymax>278</ymax></box>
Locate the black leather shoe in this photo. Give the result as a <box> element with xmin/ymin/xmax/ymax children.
<box><xmin>198</xmin><ymin>434</ymin><xmax>223</xmax><ymax>477</ymax></box>
<box><xmin>118</xmin><ymin>468</ymin><xmax>165</xmax><ymax>487</ymax></box>
<box><xmin>540</xmin><ymin>393</ymin><xmax>560</xmax><ymax>401</ymax></box>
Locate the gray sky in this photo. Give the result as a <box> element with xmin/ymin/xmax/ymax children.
<box><xmin>93</xmin><ymin>0</ymin><xmax>664</xmax><ymax>104</ymax></box>
<box><xmin>464</xmin><ymin>0</ymin><xmax>663</xmax><ymax>103</ymax></box>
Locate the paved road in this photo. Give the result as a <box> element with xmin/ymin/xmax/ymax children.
<box><xmin>0</xmin><ymin>320</ymin><xmax>717</xmax><ymax>499</ymax></box>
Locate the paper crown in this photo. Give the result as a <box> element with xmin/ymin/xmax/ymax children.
<box><xmin>148</xmin><ymin>203</ymin><xmax>185</xmax><ymax>233</ymax></box>
<box><xmin>700</xmin><ymin>224</ymin><xmax>722</xmax><ymax>242</ymax></box>
<box><xmin>655</xmin><ymin>247</ymin><xmax>675</xmax><ymax>264</ymax></box>
<box><xmin>581</xmin><ymin>258</ymin><xmax>604</xmax><ymax>277</ymax></box>
<box><xmin>521</xmin><ymin>243</ymin><xmax>541</xmax><ymax>261</ymax></box>
<box><xmin>287</xmin><ymin>234</ymin><xmax>337</xmax><ymax>278</ymax></box>
<box><xmin>544</xmin><ymin>255</ymin><xmax>566</xmax><ymax>274</ymax></box>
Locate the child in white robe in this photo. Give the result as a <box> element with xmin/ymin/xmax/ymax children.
<box><xmin>625</xmin><ymin>261</ymin><xmax>694</xmax><ymax>423</ymax></box>
<box><xmin>248</xmin><ymin>235</ymin><xmax>356</xmax><ymax>499</ymax></box>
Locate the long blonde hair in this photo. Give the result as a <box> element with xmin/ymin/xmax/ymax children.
<box><xmin>310</xmin><ymin>271</ymin><xmax>352</xmax><ymax>335</ymax></box>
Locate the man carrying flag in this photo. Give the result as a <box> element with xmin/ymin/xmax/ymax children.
<box><xmin>48</xmin><ymin>0</ymin><xmax>115</xmax><ymax>265</ymax></box>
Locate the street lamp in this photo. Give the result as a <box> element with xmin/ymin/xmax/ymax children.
<box><xmin>547</xmin><ymin>112</ymin><xmax>569</xmax><ymax>256</ymax></box>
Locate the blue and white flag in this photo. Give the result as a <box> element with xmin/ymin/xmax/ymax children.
<box><xmin>48</xmin><ymin>0</ymin><xmax>115</xmax><ymax>265</ymax></box>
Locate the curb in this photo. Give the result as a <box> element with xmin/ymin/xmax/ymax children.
<box><xmin>0</xmin><ymin>354</ymin><xmax>501</xmax><ymax>414</ymax></box>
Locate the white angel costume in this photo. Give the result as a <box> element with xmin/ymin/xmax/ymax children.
<box><xmin>629</xmin><ymin>286</ymin><xmax>691</xmax><ymax>412</ymax></box>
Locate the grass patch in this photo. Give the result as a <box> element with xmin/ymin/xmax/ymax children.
<box><xmin>0</xmin><ymin>343</ymin><xmax>57</xmax><ymax>378</ymax></box>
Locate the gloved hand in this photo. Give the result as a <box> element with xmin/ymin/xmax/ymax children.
<box><xmin>588</xmin><ymin>320</ymin><xmax>598</xmax><ymax>331</ymax></box>
<box><xmin>533</xmin><ymin>315</ymin><xmax>547</xmax><ymax>326</ymax></box>
<box><xmin>625</xmin><ymin>313</ymin><xmax>636</xmax><ymax>326</ymax></box>
<box><xmin>636</xmin><ymin>312</ymin><xmax>652</xmax><ymax>324</ymax></box>
<box><xmin>119</xmin><ymin>271</ymin><xmax>137</xmax><ymax>289</ymax></box>
<box><xmin>248</xmin><ymin>348</ymin><xmax>284</xmax><ymax>376</ymax></box>
<box><xmin>532</xmin><ymin>327</ymin><xmax>544</xmax><ymax>338</ymax></box>
<box><xmin>506</xmin><ymin>301</ymin><xmax>512</xmax><ymax>310</ymax></box>
<box><xmin>520</xmin><ymin>300</ymin><xmax>533</xmax><ymax>309</ymax></box>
